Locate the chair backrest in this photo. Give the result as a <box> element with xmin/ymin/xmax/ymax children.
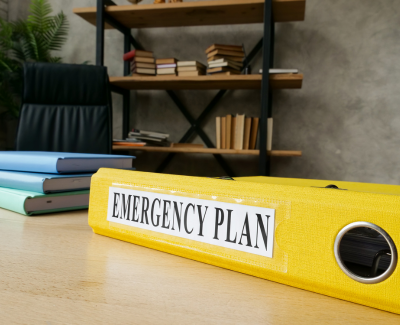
<box><xmin>15</xmin><ymin>62</ymin><xmax>113</xmax><ymax>154</ymax></box>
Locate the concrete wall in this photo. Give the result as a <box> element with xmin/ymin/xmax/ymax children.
<box><xmin>0</xmin><ymin>0</ymin><xmax>7</xmax><ymax>20</ymax></box>
<box><xmin>6</xmin><ymin>0</ymin><xmax>400</xmax><ymax>184</ymax></box>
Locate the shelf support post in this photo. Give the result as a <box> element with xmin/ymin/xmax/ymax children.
<box><xmin>266</xmin><ymin>21</ymin><xmax>275</xmax><ymax>174</ymax></box>
<box><xmin>122</xmin><ymin>31</ymin><xmax>131</xmax><ymax>137</ymax></box>
<box><xmin>123</xmin><ymin>89</ymin><xmax>130</xmax><ymax>139</ymax></box>
<box><xmin>259</xmin><ymin>0</ymin><xmax>273</xmax><ymax>176</ymax></box>
<box><xmin>158</xmin><ymin>91</ymin><xmax>235</xmax><ymax>176</ymax></box>
<box><xmin>96</xmin><ymin>0</ymin><xmax>105</xmax><ymax>66</ymax></box>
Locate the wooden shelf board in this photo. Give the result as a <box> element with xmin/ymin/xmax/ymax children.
<box><xmin>113</xmin><ymin>146</ymin><xmax>302</xmax><ymax>157</ymax></box>
<box><xmin>109</xmin><ymin>74</ymin><xmax>303</xmax><ymax>90</ymax></box>
<box><xmin>73</xmin><ymin>0</ymin><xmax>305</xmax><ymax>29</ymax></box>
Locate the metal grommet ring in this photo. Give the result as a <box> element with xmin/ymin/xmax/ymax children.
<box><xmin>334</xmin><ymin>221</ymin><xmax>397</xmax><ymax>284</ymax></box>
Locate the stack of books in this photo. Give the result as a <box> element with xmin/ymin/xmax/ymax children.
<box><xmin>215</xmin><ymin>115</ymin><xmax>273</xmax><ymax>150</ymax></box>
<box><xmin>0</xmin><ymin>152</ymin><xmax>134</xmax><ymax>216</ymax></box>
<box><xmin>156</xmin><ymin>58</ymin><xmax>178</xmax><ymax>76</ymax></box>
<box><xmin>113</xmin><ymin>139</ymin><xmax>146</xmax><ymax>147</ymax></box>
<box><xmin>176</xmin><ymin>61</ymin><xmax>206</xmax><ymax>76</ymax></box>
<box><xmin>123</xmin><ymin>50</ymin><xmax>155</xmax><ymax>76</ymax></box>
<box><xmin>206</xmin><ymin>44</ymin><xmax>244</xmax><ymax>75</ymax></box>
<box><xmin>128</xmin><ymin>129</ymin><xmax>170</xmax><ymax>146</ymax></box>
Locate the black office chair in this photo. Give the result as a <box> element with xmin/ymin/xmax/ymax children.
<box><xmin>15</xmin><ymin>62</ymin><xmax>113</xmax><ymax>154</ymax></box>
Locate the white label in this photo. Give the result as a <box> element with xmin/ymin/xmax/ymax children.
<box><xmin>107</xmin><ymin>187</ymin><xmax>275</xmax><ymax>258</ymax></box>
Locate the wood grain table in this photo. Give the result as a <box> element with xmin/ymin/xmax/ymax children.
<box><xmin>0</xmin><ymin>208</ymin><xmax>399</xmax><ymax>324</ymax></box>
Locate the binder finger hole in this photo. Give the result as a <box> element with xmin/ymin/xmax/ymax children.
<box><xmin>334</xmin><ymin>222</ymin><xmax>397</xmax><ymax>284</ymax></box>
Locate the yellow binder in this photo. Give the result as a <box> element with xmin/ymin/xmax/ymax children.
<box><xmin>89</xmin><ymin>169</ymin><xmax>400</xmax><ymax>314</ymax></box>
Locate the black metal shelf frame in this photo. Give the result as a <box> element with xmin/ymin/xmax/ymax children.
<box><xmin>95</xmin><ymin>0</ymin><xmax>274</xmax><ymax>176</ymax></box>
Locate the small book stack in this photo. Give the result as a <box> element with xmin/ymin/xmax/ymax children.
<box><xmin>113</xmin><ymin>138</ymin><xmax>146</xmax><ymax>147</ymax></box>
<box><xmin>176</xmin><ymin>61</ymin><xmax>206</xmax><ymax>76</ymax></box>
<box><xmin>156</xmin><ymin>58</ymin><xmax>178</xmax><ymax>76</ymax></box>
<box><xmin>0</xmin><ymin>152</ymin><xmax>134</xmax><ymax>216</ymax></box>
<box><xmin>128</xmin><ymin>129</ymin><xmax>170</xmax><ymax>146</ymax></box>
<box><xmin>123</xmin><ymin>50</ymin><xmax>156</xmax><ymax>76</ymax></box>
<box><xmin>215</xmin><ymin>115</ymin><xmax>273</xmax><ymax>150</ymax></box>
<box><xmin>206</xmin><ymin>44</ymin><xmax>244</xmax><ymax>75</ymax></box>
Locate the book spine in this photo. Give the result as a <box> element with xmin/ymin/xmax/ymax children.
<box><xmin>243</xmin><ymin>117</ymin><xmax>252</xmax><ymax>150</ymax></box>
<box><xmin>0</xmin><ymin>176</ymin><xmax>44</xmax><ymax>193</ymax></box>
<box><xmin>230</xmin><ymin>117</ymin><xmax>236</xmax><ymax>149</ymax></box>
<box><xmin>216</xmin><ymin>117</ymin><xmax>221</xmax><ymax>149</ymax></box>
<box><xmin>249</xmin><ymin>118</ymin><xmax>259</xmax><ymax>150</ymax></box>
<box><xmin>221</xmin><ymin>117</ymin><xmax>226</xmax><ymax>149</ymax></box>
<box><xmin>0</xmin><ymin>155</ymin><xmax>60</xmax><ymax>173</ymax></box>
<box><xmin>0</xmin><ymin>190</ymin><xmax>28</xmax><ymax>215</ymax></box>
<box><xmin>226</xmin><ymin>115</ymin><xmax>232</xmax><ymax>149</ymax></box>
<box><xmin>234</xmin><ymin>114</ymin><xmax>245</xmax><ymax>150</ymax></box>
<box><xmin>267</xmin><ymin>118</ymin><xmax>273</xmax><ymax>151</ymax></box>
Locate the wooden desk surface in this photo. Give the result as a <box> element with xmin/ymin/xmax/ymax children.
<box><xmin>0</xmin><ymin>209</ymin><xmax>399</xmax><ymax>324</ymax></box>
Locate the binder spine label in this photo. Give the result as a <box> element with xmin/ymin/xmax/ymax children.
<box><xmin>107</xmin><ymin>187</ymin><xmax>276</xmax><ymax>258</ymax></box>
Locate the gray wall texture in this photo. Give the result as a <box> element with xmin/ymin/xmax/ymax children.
<box><xmin>0</xmin><ymin>0</ymin><xmax>7</xmax><ymax>20</ymax></box>
<box><xmin>6</xmin><ymin>0</ymin><xmax>400</xmax><ymax>183</ymax></box>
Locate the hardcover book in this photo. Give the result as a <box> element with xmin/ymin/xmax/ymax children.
<box><xmin>207</xmin><ymin>67</ymin><xmax>241</xmax><ymax>75</ymax></box>
<box><xmin>123</xmin><ymin>50</ymin><xmax>154</xmax><ymax>61</ymax></box>
<box><xmin>177</xmin><ymin>71</ymin><xmax>206</xmax><ymax>76</ymax></box>
<box><xmin>0</xmin><ymin>170</ymin><xmax>92</xmax><ymax>193</ymax></box>
<box><xmin>207</xmin><ymin>55</ymin><xmax>243</xmax><ymax>63</ymax></box>
<box><xmin>234</xmin><ymin>114</ymin><xmax>245</xmax><ymax>150</ymax></box>
<box><xmin>132</xmin><ymin>68</ymin><xmax>156</xmax><ymax>75</ymax></box>
<box><xmin>155</xmin><ymin>58</ymin><xmax>178</xmax><ymax>64</ymax></box>
<box><xmin>132</xmin><ymin>57</ymin><xmax>155</xmax><ymax>64</ymax></box>
<box><xmin>130</xmin><ymin>62</ymin><xmax>156</xmax><ymax>69</ymax></box>
<box><xmin>177</xmin><ymin>61</ymin><xmax>206</xmax><ymax>68</ymax></box>
<box><xmin>156</xmin><ymin>64</ymin><xmax>177</xmax><ymax>68</ymax></box>
<box><xmin>207</xmin><ymin>49</ymin><xmax>245</xmax><ymax>59</ymax></box>
<box><xmin>205</xmin><ymin>44</ymin><xmax>243</xmax><ymax>54</ymax></box>
<box><xmin>215</xmin><ymin>116</ymin><xmax>221</xmax><ymax>149</ymax></box>
<box><xmin>0</xmin><ymin>187</ymin><xmax>89</xmax><ymax>216</ymax></box>
<box><xmin>157</xmin><ymin>68</ymin><xmax>177</xmax><ymax>75</ymax></box>
<box><xmin>208</xmin><ymin>59</ymin><xmax>243</xmax><ymax>67</ymax></box>
<box><xmin>0</xmin><ymin>152</ymin><xmax>134</xmax><ymax>174</ymax></box>
<box><xmin>177</xmin><ymin>66</ymin><xmax>205</xmax><ymax>72</ymax></box>
<box><xmin>208</xmin><ymin>61</ymin><xmax>241</xmax><ymax>70</ymax></box>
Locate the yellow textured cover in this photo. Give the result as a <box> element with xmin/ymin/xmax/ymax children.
<box><xmin>89</xmin><ymin>169</ymin><xmax>400</xmax><ymax>314</ymax></box>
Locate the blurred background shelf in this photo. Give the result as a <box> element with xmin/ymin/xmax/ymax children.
<box><xmin>73</xmin><ymin>0</ymin><xmax>306</xmax><ymax>29</ymax></box>
<box><xmin>109</xmin><ymin>74</ymin><xmax>303</xmax><ymax>90</ymax></box>
<box><xmin>113</xmin><ymin>146</ymin><xmax>302</xmax><ymax>157</ymax></box>
<box><xmin>74</xmin><ymin>0</ymin><xmax>306</xmax><ymax>176</ymax></box>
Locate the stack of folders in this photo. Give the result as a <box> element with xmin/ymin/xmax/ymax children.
<box><xmin>127</xmin><ymin>129</ymin><xmax>170</xmax><ymax>147</ymax></box>
<box><xmin>0</xmin><ymin>151</ymin><xmax>135</xmax><ymax>216</ymax></box>
<box><xmin>216</xmin><ymin>115</ymin><xmax>272</xmax><ymax>150</ymax></box>
<box><xmin>176</xmin><ymin>61</ymin><xmax>206</xmax><ymax>76</ymax></box>
<box><xmin>123</xmin><ymin>50</ymin><xmax>156</xmax><ymax>76</ymax></box>
<box><xmin>156</xmin><ymin>58</ymin><xmax>178</xmax><ymax>76</ymax></box>
<box><xmin>206</xmin><ymin>44</ymin><xmax>244</xmax><ymax>75</ymax></box>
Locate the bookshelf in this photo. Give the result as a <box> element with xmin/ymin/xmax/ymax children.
<box><xmin>109</xmin><ymin>74</ymin><xmax>303</xmax><ymax>90</ymax></box>
<box><xmin>73</xmin><ymin>0</ymin><xmax>306</xmax><ymax>28</ymax></box>
<box><xmin>113</xmin><ymin>146</ymin><xmax>302</xmax><ymax>156</ymax></box>
<box><xmin>73</xmin><ymin>0</ymin><xmax>306</xmax><ymax>176</ymax></box>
